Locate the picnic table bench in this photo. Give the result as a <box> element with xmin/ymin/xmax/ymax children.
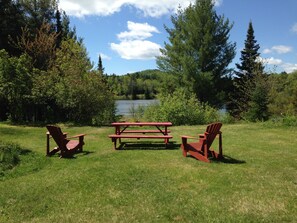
<box><xmin>108</xmin><ymin>122</ymin><xmax>172</xmax><ymax>149</ymax></box>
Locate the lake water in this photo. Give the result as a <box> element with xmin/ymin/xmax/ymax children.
<box><xmin>116</xmin><ymin>99</ymin><xmax>159</xmax><ymax>116</ymax></box>
<box><xmin>116</xmin><ymin>99</ymin><xmax>226</xmax><ymax>116</ymax></box>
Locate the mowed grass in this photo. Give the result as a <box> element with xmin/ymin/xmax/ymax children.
<box><xmin>0</xmin><ymin>122</ymin><xmax>296</xmax><ymax>222</ymax></box>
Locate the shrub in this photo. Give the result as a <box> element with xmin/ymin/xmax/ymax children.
<box><xmin>129</xmin><ymin>104</ymin><xmax>146</xmax><ymax>122</ymax></box>
<box><xmin>0</xmin><ymin>141</ymin><xmax>21</xmax><ymax>173</ymax></box>
<box><xmin>143</xmin><ymin>88</ymin><xmax>219</xmax><ymax>125</ymax></box>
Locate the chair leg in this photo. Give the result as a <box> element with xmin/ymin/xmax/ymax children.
<box><xmin>46</xmin><ymin>133</ymin><xmax>50</xmax><ymax>156</ymax></box>
<box><xmin>181</xmin><ymin>138</ymin><xmax>188</xmax><ymax>157</ymax></box>
<box><xmin>78</xmin><ymin>136</ymin><xmax>84</xmax><ymax>152</ymax></box>
<box><xmin>181</xmin><ymin>144</ymin><xmax>187</xmax><ymax>157</ymax></box>
<box><xmin>203</xmin><ymin>144</ymin><xmax>208</xmax><ymax>160</ymax></box>
<box><xmin>218</xmin><ymin>133</ymin><xmax>223</xmax><ymax>158</ymax></box>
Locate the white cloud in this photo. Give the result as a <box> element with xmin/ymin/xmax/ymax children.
<box><xmin>261</xmin><ymin>57</ymin><xmax>283</xmax><ymax>65</ymax></box>
<box><xmin>259</xmin><ymin>57</ymin><xmax>297</xmax><ymax>73</ymax></box>
<box><xmin>263</xmin><ymin>45</ymin><xmax>293</xmax><ymax>54</ymax></box>
<box><xmin>118</xmin><ymin>21</ymin><xmax>160</xmax><ymax>41</ymax></box>
<box><xmin>99</xmin><ymin>53</ymin><xmax>111</xmax><ymax>60</ymax></box>
<box><xmin>271</xmin><ymin>45</ymin><xmax>292</xmax><ymax>54</ymax></box>
<box><xmin>282</xmin><ymin>63</ymin><xmax>297</xmax><ymax>73</ymax></box>
<box><xmin>262</xmin><ymin>48</ymin><xmax>272</xmax><ymax>54</ymax></box>
<box><xmin>111</xmin><ymin>21</ymin><xmax>161</xmax><ymax>60</ymax></box>
<box><xmin>291</xmin><ymin>23</ymin><xmax>297</xmax><ymax>33</ymax></box>
<box><xmin>60</xmin><ymin>0</ymin><xmax>222</xmax><ymax>17</ymax></box>
<box><xmin>111</xmin><ymin>40</ymin><xmax>161</xmax><ymax>59</ymax></box>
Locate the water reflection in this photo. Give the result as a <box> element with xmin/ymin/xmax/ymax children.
<box><xmin>116</xmin><ymin>99</ymin><xmax>159</xmax><ymax>116</ymax></box>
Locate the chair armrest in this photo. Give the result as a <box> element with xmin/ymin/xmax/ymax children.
<box><xmin>181</xmin><ymin>135</ymin><xmax>198</xmax><ymax>145</ymax></box>
<box><xmin>198</xmin><ymin>134</ymin><xmax>206</xmax><ymax>138</ymax></box>
<box><xmin>66</xmin><ymin>134</ymin><xmax>86</xmax><ymax>140</ymax></box>
<box><xmin>181</xmin><ymin>135</ymin><xmax>197</xmax><ymax>139</ymax></box>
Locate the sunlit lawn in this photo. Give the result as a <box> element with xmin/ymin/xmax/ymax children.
<box><xmin>0</xmin><ymin>122</ymin><xmax>296</xmax><ymax>222</ymax></box>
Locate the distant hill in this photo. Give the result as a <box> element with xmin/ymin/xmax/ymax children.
<box><xmin>106</xmin><ymin>69</ymin><xmax>175</xmax><ymax>99</ymax></box>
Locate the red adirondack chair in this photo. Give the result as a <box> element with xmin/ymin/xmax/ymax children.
<box><xmin>181</xmin><ymin>122</ymin><xmax>223</xmax><ymax>163</ymax></box>
<box><xmin>46</xmin><ymin>125</ymin><xmax>85</xmax><ymax>157</ymax></box>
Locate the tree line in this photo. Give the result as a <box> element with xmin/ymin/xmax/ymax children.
<box><xmin>106</xmin><ymin>69</ymin><xmax>179</xmax><ymax>100</ymax></box>
<box><xmin>0</xmin><ymin>0</ymin><xmax>115</xmax><ymax>125</ymax></box>
<box><xmin>0</xmin><ymin>0</ymin><xmax>296</xmax><ymax>125</ymax></box>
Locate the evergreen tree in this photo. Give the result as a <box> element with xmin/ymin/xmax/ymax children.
<box><xmin>231</xmin><ymin>21</ymin><xmax>264</xmax><ymax>118</ymax></box>
<box><xmin>157</xmin><ymin>0</ymin><xmax>236</xmax><ymax>107</ymax></box>
<box><xmin>235</xmin><ymin>21</ymin><xmax>262</xmax><ymax>78</ymax></box>
<box><xmin>245</xmin><ymin>65</ymin><xmax>269</xmax><ymax>121</ymax></box>
<box><xmin>97</xmin><ymin>54</ymin><xmax>104</xmax><ymax>75</ymax></box>
<box><xmin>0</xmin><ymin>0</ymin><xmax>25</xmax><ymax>56</ymax></box>
<box><xmin>60</xmin><ymin>10</ymin><xmax>79</xmax><ymax>41</ymax></box>
<box><xmin>55</xmin><ymin>8</ymin><xmax>62</xmax><ymax>48</ymax></box>
<box><xmin>20</xmin><ymin>0</ymin><xmax>57</xmax><ymax>32</ymax></box>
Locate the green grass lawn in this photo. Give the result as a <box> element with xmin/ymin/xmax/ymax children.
<box><xmin>0</xmin><ymin>122</ymin><xmax>296</xmax><ymax>222</ymax></box>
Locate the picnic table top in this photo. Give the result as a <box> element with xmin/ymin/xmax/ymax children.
<box><xmin>111</xmin><ymin>122</ymin><xmax>172</xmax><ymax>126</ymax></box>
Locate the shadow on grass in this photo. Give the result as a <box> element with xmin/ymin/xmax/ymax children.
<box><xmin>207</xmin><ymin>155</ymin><xmax>246</xmax><ymax>164</ymax></box>
<box><xmin>117</xmin><ymin>141</ymin><xmax>179</xmax><ymax>150</ymax></box>
<box><xmin>219</xmin><ymin>155</ymin><xmax>246</xmax><ymax>164</ymax></box>
<box><xmin>49</xmin><ymin>150</ymin><xmax>94</xmax><ymax>159</ymax></box>
<box><xmin>186</xmin><ymin>154</ymin><xmax>246</xmax><ymax>164</ymax></box>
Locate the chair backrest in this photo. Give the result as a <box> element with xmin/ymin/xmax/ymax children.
<box><xmin>205</xmin><ymin>122</ymin><xmax>222</xmax><ymax>148</ymax></box>
<box><xmin>46</xmin><ymin>125</ymin><xmax>67</xmax><ymax>150</ymax></box>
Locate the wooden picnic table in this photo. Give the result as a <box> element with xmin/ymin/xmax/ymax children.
<box><xmin>108</xmin><ymin>122</ymin><xmax>173</xmax><ymax>149</ymax></box>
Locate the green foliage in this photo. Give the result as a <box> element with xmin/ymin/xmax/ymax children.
<box><xmin>107</xmin><ymin>70</ymin><xmax>174</xmax><ymax>99</ymax></box>
<box><xmin>0</xmin><ymin>141</ymin><xmax>21</xmax><ymax>173</ymax></box>
<box><xmin>0</xmin><ymin>50</ymin><xmax>34</xmax><ymax>122</ymax></box>
<box><xmin>49</xmin><ymin>39</ymin><xmax>115</xmax><ymax>125</ymax></box>
<box><xmin>235</xmin><ymin>21</ymin><xmax>262</xmax><ymax>76</ymax></box>
<box><xmin>244</xmin><ymin>71</ymin><xmax>270</xmax><ymax>122</ymax></box>
<box><xmin>268</xmin><ymin>71</ymin><xmax>297</xmax><ymax>117</ymax></box>
<box><xmin>0</xmin><ymin>0</ymin><xmax>25</xmax><ymax>56</ymax></box>
<box><xmin>157</xmin><ymin>0</ymin><xmax>236</xmax><ymax>107</ymax></box>
<box><xmin>12</xmin><ymin>22</ymin><xmax>59</xmax><ymax>70</ymax></box>
<box><xmin>266</xmin><ymin>115</ymin><xmax>297</xmax><ymax>127</ymax></box>
<box><xmin>143</xmin><ymin>88</ymin><xmax>219</xmax><ymax>125</ymax></box>
<box><xmin>0</xmin><ymin>38</ymin><xmax>115</xmax><ymax>125</ymax></box>
<box><xmin>0</xmin><ymin>1</ymin><xmax>115</xmax><ymax>126</ymax></box>
<box><xmin>20</xmin><ymin>0</ymin><xmax>57</xmax><ymax>32</ymax></box>
<box><xmin>231</xmin><ymin>21</ymin><xmax>264</xmax><ymax>118</ymax></box>
<box><xmin>129</xmin><ymin>104</ymin><xmax>146</xmax><ymax>122</ymax></box>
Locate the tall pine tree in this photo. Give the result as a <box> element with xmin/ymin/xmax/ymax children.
<box><xmin>231</xmin><ymin>21</ymin><xmax>265</xmax><ymax>119</ymax></box>
<box><xmin>97</xmin><ymin>54</ymin><xmax>104</xmax><ymax>75</ymax></box>
<box><xmin>157</xmin><ymin>0</ymin><xmax>236</xmax><ymax>107</ymax></box>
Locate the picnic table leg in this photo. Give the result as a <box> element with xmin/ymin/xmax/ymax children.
<box><xmin>115</xmin><ymin>126</ymin><xmax>122</xmax><ymax>144</ymax></box>
<box><xmin>164</xmin><ymin>126</ymin><xmax>169</xmax><ymax>144</ymax></box>
<box><xmin>112</xmin><ymin>138</ymin><xmax>117</xmax><ymax>150</ymax></box>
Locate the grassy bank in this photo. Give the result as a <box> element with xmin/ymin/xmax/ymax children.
<box><xmin>0</xmin><ymin>123</ymin><xmax>296</xmax><ymax>222</ymax></box>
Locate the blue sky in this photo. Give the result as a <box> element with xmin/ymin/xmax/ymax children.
<box><xmin>60</xmin><ymin>0</ymin><xmax>297</xmax><ymax>75</ymax></box>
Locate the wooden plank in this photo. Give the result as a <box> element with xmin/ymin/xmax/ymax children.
<box><xmin>111</xmin><ymin>122</ymin><xmax>172</xmax><ymax>126</ymax></box>
<box><xmin>121</xmin><ymin>130</ymin><xmax>171</xmax><ymax>134</ymax></box>
<box><xmin>108</xmin><ymin>134</ymin><xmax>172</xmax><ymax>139</ymax></box>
